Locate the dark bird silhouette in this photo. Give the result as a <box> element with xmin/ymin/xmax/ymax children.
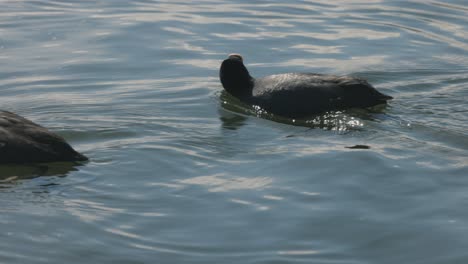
<box><xmin>0</xmin><ymin>111</ymin><xmax>87</xmax><ymax>164</ymax></box>
<box><xmin>220</xmin><ymin>54</ymin><xmax>392</xmax><ymax>118</ymax></box>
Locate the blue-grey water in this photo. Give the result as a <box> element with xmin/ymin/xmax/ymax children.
<box><xmin>1</xmin><ymin>0</ymin><xmax>467</xmax><ymax>263</ymax></box>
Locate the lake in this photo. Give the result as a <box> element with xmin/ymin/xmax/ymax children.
<box><xmin>1</xmin><ymin>0</ymin><xmax>467</xmax><ymax>263</ymax></box>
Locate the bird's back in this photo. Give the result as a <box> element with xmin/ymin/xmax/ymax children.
<box><xmin>250</xmin><ymin>73</ymin><xmax>391</xmax><ymax>117</ymax></box>
<box><xmin>0</xmin><ymin>111</ymin><xmax>87</xmax><ymax>163</ymax></box>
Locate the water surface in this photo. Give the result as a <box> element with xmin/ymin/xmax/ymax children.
<box><xmin>1</xmin><ymin>0</ymin><xmax>468</xmax><ymax>263</ymax></box>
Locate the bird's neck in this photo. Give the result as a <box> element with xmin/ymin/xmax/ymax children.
<box><xmin>221</xmin><ymin>75</ymin><xmax>254</xmax><ymax>99</ymax></box>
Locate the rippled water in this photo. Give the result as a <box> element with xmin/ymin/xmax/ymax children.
<box><xmin>1</xmin><ymin>0</ymin><xmax>468</xmax><ymax>263</ymax></box>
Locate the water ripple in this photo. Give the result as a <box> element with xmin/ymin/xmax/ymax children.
<box><xmin>1</xmin><ymin>0</ymin><xmax>468</xmax><ymax>263</ymax></box>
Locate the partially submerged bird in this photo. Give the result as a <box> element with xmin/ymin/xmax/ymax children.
<box><xmin>220</xmin><ymin>54</ymin><xmax>392</xmax><ymax>118</ymax></box>
<box><xmin>0</xmin><ymin>111</ymin><xmax>87</xmax><ymax>164</ymax></box>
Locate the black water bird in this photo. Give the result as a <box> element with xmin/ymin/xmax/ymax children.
<box><xmin>0</xmin><ymin>111</ymin><xmax>87</xmax><ymax>164</ymax></box>
<box><xmin>220</xmin><ymin>54</ymin><xmax>392</xmax><ymax>118</ymax></box>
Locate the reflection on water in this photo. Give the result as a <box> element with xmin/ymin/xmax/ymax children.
<box><xmin>64</xmin><ymin>199</ymin><xmax>125</xmax><ymax>223</ymax></box>
<box><xmin>0</xmin><ymin>162</ymin><xmax>83</xmax><ymax>185</ymax></box>
<box><xmin>219</xmin><ymin>110</ymin><xmax>248</xmax><ymax>131</ymax></box>
<box><xmin>219</xmin><ymin>90</ymin><xmax>380</xmax><ymax>132</ymax></box>
<box><xmin>177</xmin><ymin>173</ymin><xmax>273</xmax><ymax>192</ymax></box>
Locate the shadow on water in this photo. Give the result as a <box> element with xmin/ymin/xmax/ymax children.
<box><xmin>219</xmin><ymin>90</ymin><xmax>390</xmax><ymax>132</ymax></box>
<box><xmin>0</xmin><ymin>162</ymin><xmax>85</xmax><ymax>187</ymax></box>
